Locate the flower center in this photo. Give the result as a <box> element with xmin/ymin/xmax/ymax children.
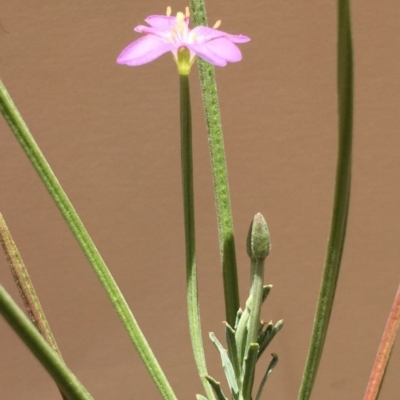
<box><xmin>164</xmin><ymin>7</ymin><xmax>221</xmax><ymax>48</ymax></box>
<box><xmin>165</xmin><ymin>7</ymin><xmax>193</xmax><ymax>45</ymax></box>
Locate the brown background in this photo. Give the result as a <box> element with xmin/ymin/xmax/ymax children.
<box><xmin>1</xmin><ymin>1</ymin><xmax>400</xmax><ymax>399</ymax></box>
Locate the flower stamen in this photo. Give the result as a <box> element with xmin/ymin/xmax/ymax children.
<box><xmin>176</xmin><ymin>12</ymin><xmax>185</xmax><ymax>32</ymax></box>
<box><xmin>166</xmin><ymin>6</ymin><xmax>171</xmax><ymax>16</ymax></box>
<box><xmin>185</xmin><ymin>7</ymin><xmax>190</xmax><ymax>18</ymax></box>
<box><xmin>213</xmin><ymin>20</ymin><xmax>222</xmax><ymax>29</ymax></box>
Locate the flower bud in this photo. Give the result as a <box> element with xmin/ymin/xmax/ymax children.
<box><xmin>246</xmin><ymin>212</ymin><xmax>271</xmax><ymax>260</ymax></box>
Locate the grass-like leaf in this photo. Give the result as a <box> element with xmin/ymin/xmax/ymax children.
<box><xmin>258</xmin><ymin>320</ymin><xmax>284</xmax><ymax>359</ymax></box>
<box><xmin>204</xmin><ymin>375</ymin><xmax>229</xmax><ymax>400</ymax></box>
<box><xmin>224</xmin><ymin>322</ymin><xmax>241</xmax><ymax>381</ymax></box>
<box><xmin>209</xmin><ymin>332</ymin><xmax>239</xmax><ymax>396</ymax></box>
<box><xmin>0</xmin><ymin>286</ymin><xmax>93</xmax><ymax>400</ymax></box>
<box><xmin>297</xmin><ymin>1</ymin><xmax>353</xmax><ymax>399</ymax></box>
<box><xmin>255</xmin><ymin>353</ymin><xmax>279</xmax><ymax>400</ymax></box>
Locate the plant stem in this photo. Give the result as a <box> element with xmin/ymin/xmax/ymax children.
<box><xmin>245</xmin><ymin>259</ymin><xmax>265</xmax><ymax>352</ymax></box>
<box><xmin>189</xmin><ymin>0</ymin><xmax>240</xmax><ymax>328</ymax></box>
<box><xmin>180</xmin><ymin>74</ymin><xmax>215</xmax><ymax>400</ymax></box>
<box><xmin>363</xmin><ymin>285</ymin><xmax>400</xmax><ymax>400</ymax></box>
<box><xmin>297</xmin><ymin>1</ymin><xmax>353</xmax><ymax>399</ymax></box>
<box><xmin>0</xmin><ymin>80</ymin><xmax>177</xmax><ymax>400</ymax></box>
<box><xmin>0</xmin><ymin>285</ymin><xmax>93</xmax><ymax>400</ymax></box>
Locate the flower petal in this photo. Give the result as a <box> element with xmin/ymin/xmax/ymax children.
<box><xmin>187</xmin><ymin>42</ymin><xmax>228</xmax><ymax>67</ymax></box>
<box><xmin>134</xmin><ymin>24</ymin><xmax>171</xmax><ymax>40</ymax></box>
<box><xmin>227</xmin><ymin>34</ymin><xmax>251</xmax><ymax>43</ymax></box>
<box><xmin>191</xmin><ymin>26</ymin><xmax>227</xmax><ymax>43</ymax></box>
<box><xmin>191</xmin><ymin>26</ymin><xmax>250</xmax><ymax>44</ymax></box>
<box><xmin>117</xmin><ymin>35</ymin><xmax>173</xmax><ymax>66</ymax></box>
<box><xmin>145</xmin><ymin>15</ymin><xmax>176</xmax><ymax>29</ymax></box>
<box><xmin>190</xmin><ymin>37</ymin><xmax>243</xmax><ymax>65</ymax></box>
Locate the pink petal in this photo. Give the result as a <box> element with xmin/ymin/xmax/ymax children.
<box><xmin>206</xmin><ymin>38</ymin><xmax>243</xmax><ymax>62</ymax></box>
<box><xmin>145</xmin><ymin>15</ymin><xmax>176</xmax><ymax>29</ymax></box>
<box><xmin>228</xmin><ymin>34</ymin><xmax>251</xmax><ymax>43</ymax></box>
<box><xmin>191</xmin><ymin>26</ymin><xmax>227</xmax><ymax>42</ymax></box>
<box><xmin>191</xmin><ymin>37</ymin><xmax>243</xmax><ymax>66</ymax></box>
<box><xmin>187</xmin><ymin>42</ymin><xmax>228</xmax><ymax>67</ymax></box>
<box><xmin>134</xmin><ymin>24</ymin><xmax>170</xmax><ymax>40</ymax></box>
<box><xmin>117</xmin><ymin>35</ymin><xmax>173</xmax><ymax>66</ymax></box>
<box><xmin>192</xmin><ymin>26</ymin><xmax>251</xmax><ymax>44</ymax></box>
<box><xmin>134</xmin><ymin>25</ymin><xmax>152</xmax><ymax>33</ymax></box>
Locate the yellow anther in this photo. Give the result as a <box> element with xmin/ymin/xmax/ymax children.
<box><xmin>166</xmin><ymin>6</ymin><xmax>172</xmax><ymax>16</ymax></box>
<box><xmin>185</xmin><ymin>7</ymin><xmax>190</xmax><ymax>18</ymax></box>
<box><xmin>213</xmin><ymin>20</ymin><xmax>222</xmax><ymax>29</ymax></box>
<box><xmin>176</xmin><ymin>12</ymin><xmax>185</xmax><ymax>31</ymax></box>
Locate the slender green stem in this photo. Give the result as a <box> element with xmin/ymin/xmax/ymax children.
<box><xmin>180</xmin><ymin>74</ymin><xmax>215</xmax><ymax>400</ymax></box>
<box><xmin>0</xmin><ymin>285</ymin><xmax>93</xmax><ymax>400</ymax></box>
<box><xmin>245</xmin><ymin>259</ymin><xmax>265</xmax><ymax>352</ymax></box>
<box><xmin>0</xmin><ymin>212</ymin><xmax>68</xmax><ymax>400</ymax></box>
<box><xmin>0</xmin><ymin>80</ymin><xmax>177</xmax><ymax>400</ymax></box>
<box><xmin>363</xmin><ymin>284</ymin><xmax>400</xmax><ymax>400</ymax></box>
<box><xmin>297</xmin><ymin>1</ymin><xmax>353</xmax><ymax>399</ymax></box>
<box><xmin>240</xmin><ymin>343</ymin><xmax>259</xmax><ymax>400</ymax></box>
<box><xmin>189</xmin><ymin>0</ymin><xmax>240</xmax><ymax>328</ymax></box>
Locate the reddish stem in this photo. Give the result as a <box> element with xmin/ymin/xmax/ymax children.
<box><xmin>363</xmin><ymin>284</ymin><xmax>400</xmax><ymax>400</ymax></box>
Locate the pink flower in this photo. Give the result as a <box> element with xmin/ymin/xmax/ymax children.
<box><xmin>117</xmin><ymin>7</ymin><xmax>250</xmax><ymax>73</ymax></box>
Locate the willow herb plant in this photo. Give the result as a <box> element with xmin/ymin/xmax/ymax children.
<box><xmin>0</xmin><ymin>1</ymin><xmax>399</xmax><ymax>400</ymax></box>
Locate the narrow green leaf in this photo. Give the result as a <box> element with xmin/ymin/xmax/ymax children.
<box><xmin>297</xmin><ymin>1</ymin><xmax>353</xmax><ymax>399</ymax></box>
<box><xmin>234</xmin><ymin>308</ymin><xmax>243</xmax><ymax>330</ymax></box>
<box><xmin>204</xmin><ymin>375</ymin><xmax>229</xmax><ymax>400</ymax></box>
<box><xmin>209</xmin><ymin>332</ymin><xmax>239</xmax><ymax>396</ymax></box>
<box><xmin>235</xmin><ymin>301</ymin><xmax>250</xmax><ymax>363</ymax></box>
<box><xmin>257</xmin><ymin>322</ymin><xmax>273</xmax><ymax>354</ymax></box>
<box><xmin>196</xmin><ymin>395</ymin><xmax>209</xmax><ymax>400</ymax></box>
<box><xmin>255</xmin><ymin>353</ymin><xmax>279</xmax><ymax>400</ymax></box>
<box><xmin>241</xmin><ymin>343</ymin><xmax>259</xmax><ymax>400</ymax></box>
<box><xmin>258</xmin><ymin>320</ymin><xmax>284</xmax><ymax>359</ymax></box>
<box><xmin>0</xmin><ymin>286</ymin><xmax>93</xmax><ymax>400</ymax></box>
<box><xmin>262</xmin><ymin>285</ymin><xmax>273</xmax><ymax>303</ymax></box>
<box><xmin>224</xmin><ymin>322</ymin><xmax>241</xmax><ymax>380</ymax></box>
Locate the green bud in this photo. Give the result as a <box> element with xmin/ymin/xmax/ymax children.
<box><xmin>246</xmin><ymin>213</ymin><xmax>271</xmax><ymax>260</ymax></box>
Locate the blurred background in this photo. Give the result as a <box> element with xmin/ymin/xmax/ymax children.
<box><xmin>1</xmin><ymin>1</ymin><xmax>400</xmax><ymax>399</ymax></box>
